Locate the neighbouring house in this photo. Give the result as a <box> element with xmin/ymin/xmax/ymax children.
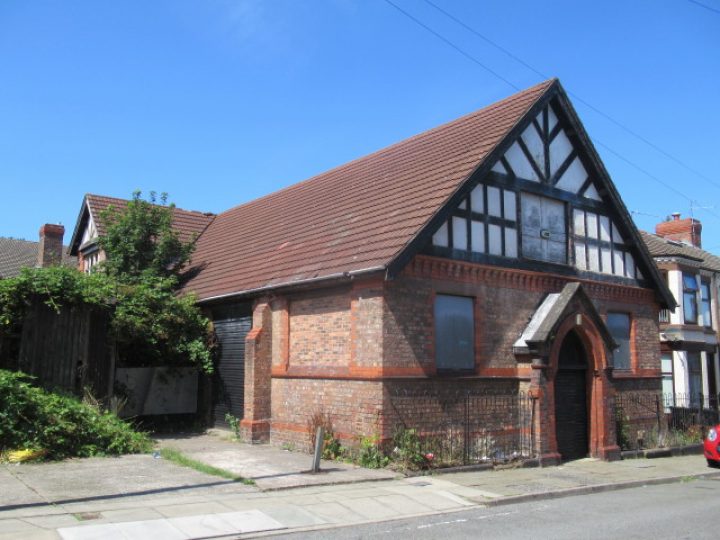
<box><xmin>174</xmin><ymin>78</ymin><xmax>674</xmax><ymax>463</ymax></box>
<box><xmin>641</xmin><ymin>215</ymin><xmax>720</xmax><ymax>409</ymax></box>
<box><xmin>67</xmin><ymin>194</ymin><xmax>215</xmax><ymax>273</ymax></box>
<box><xmin>64</xmin><ymin>194</ymin><xmax>216</xmax><ymax>417</ymax></box>
<box><xmin>0</xmin><ymin>224</ymin><xmax>76</xmax><ymax>279</ymax></box>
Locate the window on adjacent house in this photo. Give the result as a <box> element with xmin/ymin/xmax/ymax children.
<box><xmin>661</xmin><ymin>352</ymin><xmax>674</xmax><ymax>409</ymax></box>
<box><xmin>434</xmin><ymin>295</ymin><xmax>475</xmax><ymax>372</ymax></box>
<box><xmin>700</xmin><ymin>280</ymin><xmax>712</xmax><ymax>328</ymax></box>
<box><xmin>688</xmin><ymin>352</ymin><xmax>702</xmax><ymax>407</ymax></box>
<box><xmin>607</xmin><ymin>312</ymin><xmax>631</xmax><ymax>370</ymax></box>
<box><xmin>683</xmin><ymin>274</ymin><xmax>698</xmax><ymax>324</ymax></box>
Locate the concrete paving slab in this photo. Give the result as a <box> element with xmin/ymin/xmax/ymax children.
<box><xmin>301</xmin><ymin>502</ymin><xmax>364</xmax><ymax>524</ymax></box>
<box><xmin>154</xmin><ymin>501</ymin><xmax>232</xmax><ymax>518</ymax></box>
<box><xmin>156</xmin><ymin>433</ymin><xmax>396</xmax><ymax>490</ymax></box>
<box><xmin>0</xmin><ymin>530</ymin><xmax>58</xmax><ymax>540</ymax></box>
<box><xmin>341</xmin><ymin>497</ymin><xmax>407</xmax><ymax>521</ymax></box>
<box><xmin>261</xmin><ymin>504</ymin><xmax>328</xmax><ymax>528</ymax></box>
<box><xmin>99</xmin><ymin>508</ymin><xmax>165</xmax><ymax>523</ymax></box>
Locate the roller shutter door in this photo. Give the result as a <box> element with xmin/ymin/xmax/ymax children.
<box><xmin>211</xmin><ymin>304</ymin><xmax>252</xmax><ymax>426</ymax></box>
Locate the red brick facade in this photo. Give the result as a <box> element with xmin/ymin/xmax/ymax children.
<box><xmin>237</xmin><ymin>254</ymin><xmax>662</xmax><ymax>460</ymax></box>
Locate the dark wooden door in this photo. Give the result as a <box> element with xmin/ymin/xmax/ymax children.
<box><xmin>554</xmin><ymin>332</ymin><xmax>588</xmax><ymax>460</ymax></box>
<box><xmin>211</xmin><ymin>303</ymin><xmax>252</xmax><ymax>426</ymax></box>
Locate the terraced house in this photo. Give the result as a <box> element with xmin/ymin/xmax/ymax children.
<box><xmin>642</xmin><ymin>216</ymin><xmax>720</xmax><ymax>408</ymax></box>
<box><xmin>171</xmin><ymin>79</ymin><xmax>674</xmax><ymax>464</ymax></box>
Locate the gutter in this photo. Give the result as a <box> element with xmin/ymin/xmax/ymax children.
<box><xmin>196</xmin><ymin>265</ymin><xmax>386</xmax><ymax>305</ymax></box>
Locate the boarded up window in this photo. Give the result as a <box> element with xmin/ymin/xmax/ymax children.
<box><xmin>434</xmin><ymin>295</ymin><xmax>474</xmax><ymax>371</ymax></box>
<box><xmin>521</xmin><ymin>193</ymin><xmax>566</xmax><ymax>264</ymax></box>
<box><xmin>608</xmin><ymin>312</ymin><xmax>631</xmax><ymax>370</ymax></box>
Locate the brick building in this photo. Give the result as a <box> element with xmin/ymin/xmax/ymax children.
<box><xmin>642</xmin><ymin>215</ymin><xmax>720</xmax><ymax>406</ymax></box>
<box><xmin>178</xmin><ymin>79</ymin><xmax>674</xmax><ymax>463</ymax></box>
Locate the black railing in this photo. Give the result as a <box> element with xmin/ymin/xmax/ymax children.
<box><xmin>614</xmin><ymin>391</ymin><xmax>719</xmax><ymax>450</ymax></box>
<box><xmin>389</xmin><ymin>389</ymin><xmax>536</xmax><ymax>466</ymax></box>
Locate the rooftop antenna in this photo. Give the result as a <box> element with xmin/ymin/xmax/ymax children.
<box><xmin>689</xmin><ymin>201</ymin><xmax>714</xmax><ymax>247</ymax></box>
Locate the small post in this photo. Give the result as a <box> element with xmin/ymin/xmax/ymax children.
<box><xmin>312</xmin><ymin>426</ymin><xmax>324</xmax><ymax>473</ymax></box>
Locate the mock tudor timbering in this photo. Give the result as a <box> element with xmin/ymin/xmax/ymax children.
<box><xmin>164</xmin><ymin>79</ymin><xmax>675</xmax><ymax>461</ymax></box>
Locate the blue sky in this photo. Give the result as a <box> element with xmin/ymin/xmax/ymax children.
<box><xmin>1</xmin><ymin>1</ymin><xmax>718</xmax><ymax>250</ymax></box>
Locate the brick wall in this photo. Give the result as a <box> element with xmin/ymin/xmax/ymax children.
<box><xmin>289</xmin><ymin>291</ymin><xmax>351</xmax><ymax>367</ymax></box>
<box><xmin>270</xmin><ymin>378</ymin><xmax>384</xmax><ymax>450</ymax></box>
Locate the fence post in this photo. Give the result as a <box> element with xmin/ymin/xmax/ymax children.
<box><xmin>463</xmin><ymin>392</ymin><xmax>469</xmax><ymax>466</ymax></box>
<box><xmin>655</xmin><ymin>394</ymin><xmax>661</xmax><ymax>436</ymax></box>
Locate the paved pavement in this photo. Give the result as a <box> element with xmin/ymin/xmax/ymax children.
<box><xmin>1</xmin><ymin>431</ymin><xmax>718</xmax><ymax>540</ymax></box>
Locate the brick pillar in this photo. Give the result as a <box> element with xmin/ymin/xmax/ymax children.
<box><xmin>37</xmin><ymin>224</ymin><xmax>65</xmax><ymax>267</ymax></box>
<box><xmin>240</xmin><ymin>299</ymin><xmax>272</xmax><ymax>443</ymax></box>
<box><xmin>530</xmin><ymin>358</ymin><xmax>562</xmax><ymax>466</ymax></box>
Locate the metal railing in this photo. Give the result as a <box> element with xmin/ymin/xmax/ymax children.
<box><xmin>388</xmin><ymin>389</ymin><xmax>536</xmax><ymax>466</ymax></box>
<box><xmin>614</xmin><ymin>391</ymin><xmax>719</xmax><ymax>450</ymax></box>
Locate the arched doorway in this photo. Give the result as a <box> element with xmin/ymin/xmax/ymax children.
<box><xmin>554</xmin><ymin>331</ymin><xmax>588</xmax><ymax>460</ymax></box>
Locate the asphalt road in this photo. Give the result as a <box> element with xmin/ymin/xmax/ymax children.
<box><xmin>271</xmin><ymin>478</ymin><xmax>720</xmax><ymax>539</ymax></box>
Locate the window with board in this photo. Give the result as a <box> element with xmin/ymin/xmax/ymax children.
<box><xmin>607</xmin><ymin>312</ymin><xmax>631</xmax><ymax>370</ymax></box>
<box><xmin>434</xmin><ymin>294</ymin><xmax>475</xmax><ymax>372</ymax></box>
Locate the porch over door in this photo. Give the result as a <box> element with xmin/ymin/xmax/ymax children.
<box><xmin>521</xmin><ymin>193</ymin><xmax>567</xmax><ymax>264</ymax></box>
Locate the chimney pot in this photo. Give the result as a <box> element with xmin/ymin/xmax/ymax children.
<box><xmin>671</xmin><ymin>212</ymin><xmax>681</xmax><ymax>221</ymax></box>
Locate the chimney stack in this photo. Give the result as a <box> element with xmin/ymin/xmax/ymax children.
<box><xmin>655</xmin><ymin>213</ymin><xmax>702</xmax><ymax>248</ymax></box>
<box><xmin>37</xmin><ymin>224</ymin><xmax>65</xmax><ymax>268</ymax></box>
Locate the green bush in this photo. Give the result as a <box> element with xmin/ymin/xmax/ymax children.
<box><xmin>391</xmin><ymin>427</ymin><xmax>427</xmax><ymax>470</ymax></box>
<box><xmin>0</xmin><ymin>370</ymin><xmax>152</xmax><ymax>460</ymax></box>
<box><xmin>357</xmin><ymin>435</ymin><xmax>388</xmax><ymax>468</ymax></box>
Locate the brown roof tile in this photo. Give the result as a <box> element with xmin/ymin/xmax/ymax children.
<box><xmin>183</xmin><ymin>80</ymin><xmax>555</xmax><ymax>301</ymax></box>
<box><xmin>84</xmin><ymin>194</ymin><xmax>215</xmax><ymax>246</ymax></box>
<box><xmin>640</xmin><ymin>231</ymin><xmax>720</xmax><ymax>272</ymax></box>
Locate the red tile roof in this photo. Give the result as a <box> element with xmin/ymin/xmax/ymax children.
<box><xmin>84</xmin><ymin>194</ymin><xmax>215</xmax><ymax>246</ymax></box>
<box><xmin>183</xmin><ymin>80</ymin><xmax>555</xmax><ymax>301</ymax></box>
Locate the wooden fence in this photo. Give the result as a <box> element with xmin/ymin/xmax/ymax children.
<box><xmin>16</xmin><ymin>299</ymin><xmax>115</xmax><ymax>399</ymax></box>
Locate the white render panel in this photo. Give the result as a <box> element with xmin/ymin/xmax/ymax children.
<box><xmin>624</xmin><ymin>252</ymin><xmax>636</xmax><ymax>278</ymax></box>
<box><xmin>471</xmin><ymin>185</ymin><xmax>484</xmax><ymax>213</ymax></box>
<box><xmin>433</xmin><ymin>221</ymin><xmax>449</xmax><ymax>247</ymax></box>
<box><xmin>612</xmin><ymin>222</ymin><xmax>624</xmax><ymax>244</ymax></box>
<box><xmin>505</xmin><ymin>141</ymin><xmax>541</xmax><ymax>182</ymax></box>
<box><xmin>487</xmin><ymin>186</ymin><xmax>502</xmax><ymax>217</ymax></box>
<box><xmin>521</xmin><ymin>124</ymin><xmax>545</xmax><ymax>172</ymax></box>
<box><xmin>491</xmin><ymin>160</ymin><xmax>507</xmax><ymax>174</ymax></box>
<box><xmin>548</xmin><ymin>107</ymin><xmax>559</xmax><ymax>132</ymax></box>
<box><xmin>613</xmin><ymin>250</ymin><xmax>625</xmax><ymax>276</ymax></box>
<box><xmin>504</xmin><ymin>190</ymin><xmax>517</xmax><ymax>221</ymax></box>
<box><xmin>488</xmin><ymin>224</ymin><xmax>502</xmax><ymax>256</ymax></box>
<box><xmin>588</xmin><ymin>244</ymin><xmax>600</xmax><ymax>272</ymax></box>
<box><xmin>452</xmin><ymin>216</ymin><xmax>467</xmax><ymax>250</ymax></box>
<box><xmin>555</xmin><ymin>157</ymin><xmax>588</xmax><ymax>193</ymax></box>
<box><xmin>535</xmin><ymin>111</ymin><xmax>544</xmax><ymax>129</ymax></box>
<box><xmin>471</xmin><ymin>221</ymin><xmax>484</xmax><ymax>252</ymax></box>
<box><xmin>575</xmin><ymin>244</ymin><xmax>587</xmax><ymax>270</ymax></box>
<box><xmin>583</xmin><ymin>183</ymin><xmax>602</xmax><ymax>201</ymax></box>
<box><xmin>586</xmin><ymin>212</ymin><xmax>598</xmax><ymax>239</ymax></box>
<box><xmin>601</xmin><ymin>247</ymin><xmax>612</xmax><ymax>273</ymax></box>
<box><xmin>549</xmin><ymin>129</ymin><xmax>573</xmax><ymax>177</ymax></box>
<box><xmin>599</xmin><ymin>216</ymin><xmax>611</xmax><ymax>242</ymax></box>
<box><xmin>505</xmin><ymin>227</ymin><xmax>518</xmax><ymax>258</ymax></box>
<box><xmin>458</xmin><ymin>199</ymin><xmax>466</xmax><ymax>210</ymax></box>
<box><xmin>573</xmin><ymin>209</ymin><xmax>585</xmax><ymax>236</ymax></box>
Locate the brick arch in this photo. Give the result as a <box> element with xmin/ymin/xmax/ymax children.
<box><xmin>541</xmin><ymin>312</ymin><xmax>619</xmax><ymax>461</ymax></box>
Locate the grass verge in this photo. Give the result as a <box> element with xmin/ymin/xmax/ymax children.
<box><xmin>159</xmin><ymin>447</ymin><xmax>254</xmax><ymax>484</ymax></box>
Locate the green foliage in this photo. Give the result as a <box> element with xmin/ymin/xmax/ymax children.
<box><xmin>0</xmin><ymin>370</ymin><xmax>151</xmax><ymax>460</ymax></box>
<box><xmin>98</xmin><ymin>191</ymin><xmax>195</xmax><ymax>282</ymax></box>
<box><xmin>391</xmin><ymin>427</ymin><xmax>427</xmax><ymax>470</ymax></box>
<box><xmin>357</xmin><ymin>435</ymin><xmax>389</xmax><ymax>468</ymax></box>
<box><xmin>225</xmin><ymin>413</ymin><xmax>241</xmax><ymax>438</ymax></box>
<box><xmin>112</xmin><ymin>276</ymin><xmax>213</xmax><ymax>371</ymax></box>
<box><xmin>615</xmin><ymin>410</ymin><xmax>631</xmax><ymax>450</ymax></box>
<box><xmin>322</xmin><ymin>432</ymin><xmax>344</xmax><ymax>460</ymax></box>
<box><xmin>159</xmin><ymin>447</ymin><xmax>253</xmax><ymax>483</ymax></box>
<box><xmin>0</xmin><ymin>192</ymin><xmax>214</xmax><ymax>373</ymax></box>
